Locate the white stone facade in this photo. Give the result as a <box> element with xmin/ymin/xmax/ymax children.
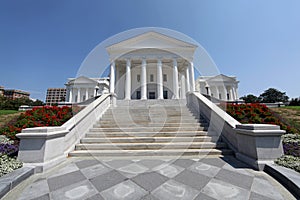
<box><xmin>106</xmin><ymin>32</ymin><xmax>197</xmax><ymax>100</ymax></box>
<box><xmin>196</xmin><ymin>74</ymin><xmax>239</xmax><ymax>101</ymax></box>
<box><xmin>65</xmin><ymin>76</ymin><xmax>109</xmax><ymax>103</ymax></box>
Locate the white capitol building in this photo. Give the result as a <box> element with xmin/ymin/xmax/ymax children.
<box><xmin>65</xmin><ymin>32</ymin><xmax>239</xmax><ymax>103</ymax></box>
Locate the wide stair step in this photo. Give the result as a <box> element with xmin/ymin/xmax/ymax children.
<box><xmin>69</xmin><ymin>99</ymin><xmax>233</xmax><ymax>158</ymax></box>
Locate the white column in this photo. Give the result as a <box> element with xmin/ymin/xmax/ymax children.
<box><xmin>232</xmin><ymin>86</ymin><xmax>237</xmax><ymax>100</ymax></box>
<box><xmin>185</xmin><ymin>67</ymin><xmax>190</xmax><ymax>92</ymax></box>
<box><xmin>157</xmin><ymin>59</ymin><xmax>163</xmax><ymax>99</ymax></box>
<box><xmin>85</xmin><ymin>88</ymin><xmax>88</xmax><ymax>100</ymax></box>
<box><xmin>180</xmin><ymin>73</ymin><xmax>186</xmax><ymax>99</ymax></box>
<box><xmin>109</xmin><ymin>61</ymin><xmax>115</xmax><ymax>94</ymax></box>
<box><xmin>141</xmin><ymin>59</ymin><xmax>147</xmax><ymax>100</ymax></box>
<box><xmin>173</xmin><ymin>59</ymin><xmax>179</xmax><ymax>99</ymax></box>
<box><xmin>189</xmin><ymin>61</ymin><xmax>195</xmax><ymax>91</ymax></box>
<box><xmin>235</xmin><ymin>86</ymin><xmax>239</xmax><ymax>100</ymax></box>
<box><xmin>230</xmin><ymin>87</ymin><xmax>234</xmax><ymax>101</ymax></box>
<box><xmin>125</xmin><ymin>59</ymin><xmax>131</xmax><ymax>100</ymax></box>
<box><xmin>77</xmin><ymin>88</ymin><xmax>81</xmax><ymax>102</ymax></box>
<box><xmin>69</xmin><ymin>88</ymin><xmax>73</xmax><ymax>102</ymax></box>
<box><xmin>215</xmin><ymin>86</ymin><xmax>219</xmax><ymax>98</ymax></box>
<box><xmin>222</xmin><ymin>86</ymin><xmax>227</xmax><ymax>100</ymax></box>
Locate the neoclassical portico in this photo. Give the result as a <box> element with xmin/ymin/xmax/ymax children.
<box><xmin>106</xmin><ymin>32</ymin><xmax>197</xmax><ymax>100</ymax></box>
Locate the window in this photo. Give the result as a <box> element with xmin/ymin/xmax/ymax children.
<box><xmin>137</xmin><ymin>74</ymin><xmax>140</xmax><ymax>82</ymax></box>
<box><xmin>219</xmin><ymin>93</ymin><xmax>222</xmax><ymax>99</ymax></box>
<box><xmin>163</xmin><ymin>74</ymin><xmax>167</xmax><ymax>82</ymax></box>
<box><xmin>150</xmin><ymin>74</ymin><xmax>154</xmax><ymax>82</ymax></box>
<box><xmin>149</xmin><ymin>92</ymin><xmax>155</xmax><ymax>99</ymax></box>
<box><xmin>136</xmin><ymin>91</ymin><xmax>141</xmax><ymax>99</ymax></box>
<box><xmin>163</xmin><ymin>91</ymin><xmax>168</xmax><ymax>99</ymax></box>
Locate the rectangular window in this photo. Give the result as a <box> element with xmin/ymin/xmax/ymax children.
<box><xmin>150</xmin><ymin>74</ymin><xmax>154</xmax><ymax>82</ymax></box>
<box><xmin>163</xmin><ymin>74</ymin><xmax>167</xmax><ymax>82</ymax></box>
<box><xmin>163</xmin><ymin>91</ymin><xmax>168</xmax><ymax>99</ymax></box>
<box><xmin>136</xmin><ymin>91</ymin><xmax>141</xmax><ymax>99</ymax></box>
<box><xmin>137</xmin><ymin>74</ymin><xmax>140</xmax><ymax>82</ymax></box>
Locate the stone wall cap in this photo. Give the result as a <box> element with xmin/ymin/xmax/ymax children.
<box><xmin>21</xmin><ymin>126</ymin><xmax>66</xmax><ymax>133</ymax></box>
<box><xmin>236</xmin><ymin>124</ymin><xmax>280</xmax><ymax>130</ymax></box>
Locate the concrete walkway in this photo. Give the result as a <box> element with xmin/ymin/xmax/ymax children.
<box><xmin>3</xmin><ymin>156</ymin><xmax>295</xmax><ymax>200</ymax></box>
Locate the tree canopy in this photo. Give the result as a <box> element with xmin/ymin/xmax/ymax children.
<box><xmin>259</xmin><ymin>88</ymin><xmax>289</xmax><ymax>103</ymax></box>
<box><xmin>0</xmin><ymin>96</ymin><xmax>44</xmax><ymax>110</ymax></box>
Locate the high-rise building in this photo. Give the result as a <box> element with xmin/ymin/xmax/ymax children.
<box><xmin>45</xmin><ymin>88</ymin><xmax>66</xmax><ymax>105</ymax></box>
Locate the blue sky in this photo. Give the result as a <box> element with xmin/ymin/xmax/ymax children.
<box><xmin>0</xmin><ymin>1</ymin><xmax>299</xmax><ymax>101</ymax></box>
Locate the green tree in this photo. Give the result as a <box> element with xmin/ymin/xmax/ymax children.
<box><xmin>259</xmin><ymin>88</ymin><xmax>289</xmax><ymax>103</ymax></box>
<box><xmin>240</xmin><ymin>94</ymin><xmax>260</xmax><ymax>103</ymax></box>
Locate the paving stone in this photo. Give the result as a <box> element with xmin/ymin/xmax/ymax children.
<box><xmin>75</xmin><ymin>159</ymin><xmax>100</xmax><ymax>169</ymax></box>
<box><xmin>103</xmin><ymin>160</ymin><xmax>133</xmax><ymax>169</ymax></box>
<box><xmin>215</xmin><ymin>168</ymin><xmax>253</xmax><ymax>189</ymax></box>
<box><xmin>48</xmin><ymin>163</ymin><xmax>79</xmax><ymax>178</ymax></box>
<box><xmin>47</xmin><ymin>170</ymin><xmax>86</xmax><ymax>192</ymax></box>
<box><xmin>188</xmin><ymin>162</ymin><xmax>220</xmax><ymax>177</ymax></box>
<box><xmin>172</xmin><ymin>159</ymin><xmax>195</xmax><ymax>168</ymax></box>
<box><xmin>86</xmin><ymin>193</ymin><xmax>104</xmax><ymax>200</ymax></box>
<box><xmin>222</xmin><ymin>163</ymin><xmax>255</xmax><ymax>177</ymax></box>
<box><xmin>50</xmin><ymin>180</ymin><xmax>98</xmax><ymax>200</ymax></box>
<box><xmin>194</xmin><ymin>192</ymin><xmax>217</xmax><ymax>200</ymax></box>
<box><xmin>251</xmin><ymin>177</ymin><xmax>284</xmax><ymax>200</ymax></box>
<box><xmin>137</xmin><ymin>159</ymin><xmax>166</xmax><ymax>169</ymax></box>
<box><xmin>152</xmin><ymin>179</ymin><xmax>199</xmax><ymax>200</ymax></box>
<box><xmin>221</xmin><ymin>156</ymin><xmax>251</xmax><ymax>169</ymax></box>
<box><xmin>199</xmin><ymin>157</ymin><xmax>227</xmax><ymax>168</ymax></box>
<box><xmin>90</xmin><ymin>170</ymin><xmax>127</xmax><ymax>192</ymax></box>
<box><xmin>118</xmin><ymin>163</ymin><xmax>149</xmax><ymax>178</ymax></box>
<box><xmin>18</xmin><ymin>179</ymin><xmax>49</xmax><ymax>200</ymax></box>
<box><xmin>173</xmin><ymin>169</ymin><xmax>210</xmax><ymax>190</ymax></box>
<box><xmin>141</xmin><ymin>194</ymin><xmax>160</xmax><ymax>200</ymax></box>
<box><xmin>101</xmin><ymin>180</ymin><xmax>147</xmax><ymax>200</ymax></box>
<box><xmin>30</xmin><ymin>193</ymin><xmax>50</xmax><ymax>200</ymax></box>
<box><xmin>249</xmin><ymin>192</ymin><xmax>275</xmax><ymax>200</ymax></box>
<box><xmin>81</xmin><ymin>163</ymin><xmax>112</xmax><ymax>179</ymax></box>
<box><xmin>153</xmin><ymin>163</ymin><xmax>184</xmax><ymax>178</ymax></box>
<box><xmin>131</xmin><ymin>172</ymin><xmax>168</xmax><ymax>191</ymax></box>
<box><xmin>202</xmin><ymin>178</ymin><xmax>250</xmax><ymax>200</ymax></box>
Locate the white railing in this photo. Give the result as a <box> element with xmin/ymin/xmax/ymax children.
<box><xmin>17</xmin><ymin>94</ymin><xmax>112</xmax><ymax>172</ymax></box>
<box><xmin>187</xmin><ymin>92</ymin><xmax>285</xmax><ymax>170</ymax></box>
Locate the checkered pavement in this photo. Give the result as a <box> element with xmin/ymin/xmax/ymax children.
<box><xmin>7</xmin><ymin>156</ymin><xmax>291</xmax><ymax>200</ymax></box>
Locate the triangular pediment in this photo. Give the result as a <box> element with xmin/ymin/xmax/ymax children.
<box><xmin>106</xmin><ymin>31</ymin><xmax>197</xmax><ymax>61</ymax></box>
<box><xmin>68</xmin><ymin>76</ymin><xmax>98</xmax><ymax>84</ymax></box>
<box><xmin>207</xmin><ymin>74</ymin><xmax>236</xmax><ymax>82</ymax></box>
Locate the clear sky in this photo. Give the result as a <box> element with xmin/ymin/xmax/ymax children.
<box><xmin>0</xmin><ymin>0</ymin><xmax>299</xmax><ymax>101</ymax></box>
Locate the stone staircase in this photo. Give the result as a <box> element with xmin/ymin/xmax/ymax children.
<box><xmin>69</xmin><ymin>99</ymin><xmax>233</xmax><ymax>158</ymax></box>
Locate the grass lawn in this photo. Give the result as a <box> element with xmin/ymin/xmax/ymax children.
<box><xmin>270</xmin><ymin>106</ymin><xmax>300</xmax><ymax>133</ymax></box>
<box><xmin>0</xmin><ymin>110</ymin><xmax>20</xmax><ymax>115</ymax></box>
<box><xmin>0</xmin><ymin>110</ymin><xmax>23</xmax><ymax>129</ymax></box>
<box><xmin>283</xmin><ymin>106</ymin><xmax>300</xmax><ymax>110</ymax></box>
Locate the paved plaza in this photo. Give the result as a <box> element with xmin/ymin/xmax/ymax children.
<box><xmin>3</xmin><ymin>156</ymin><xmax>295</xmax><ymax>200</ymax></box>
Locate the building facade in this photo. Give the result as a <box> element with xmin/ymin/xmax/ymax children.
<box><xmin>3</xmin><ymin>89</ymin><xmax>30</xmax><ymax>99</ymax></box>
<box><xmin>196</xmin><ymin>74</ymin><xmax>239</xmax><ymax>101</ymax></box>
<box><xmin>45</xmin><ymin>88</ymin><xmax>67</xmax><ymax>105</ymax></box>
<box><xmin>0</xmin><ymin>86</ymin><xmax>4</xmax><ymax>96</ymax></box>
<box><xmin>107</xmin><ymin>31</ymin><xmax>196</xmax><ymax>100</ymax></box>
<box><xmin>65</xmin><ymin>76</ymin><xmax>109</xmax><ymax>103</ymax></box>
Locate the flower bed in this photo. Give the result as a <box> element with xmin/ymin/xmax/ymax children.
<box><xmin>0</xmin><ymin>106</ymin><xmax>78</xmax><ymax>177</ymax></box>
<box><xmin>221</xmin><ymin>103</ymin><xmax>299</xmax><ymax>172</ymax></box>
<box><xmin>0</xmin><ymin>106</ymin><xmax>74</xmax><ymax>141</ymax></box>
<box><xmin>221</xmin><ymin>103</ymin><xmax>298</xmax><ymax>134</ymax></box>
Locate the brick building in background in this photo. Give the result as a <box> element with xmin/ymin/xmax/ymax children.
<box><xmin>45</xmin><ymin>88</ymin><xmax>66</xmax><ymax>105</ymax></box>
<box><xmin>0</xmin><ymin>87</ymin><xmax>30</xmax><ymax>99</ymax></box>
